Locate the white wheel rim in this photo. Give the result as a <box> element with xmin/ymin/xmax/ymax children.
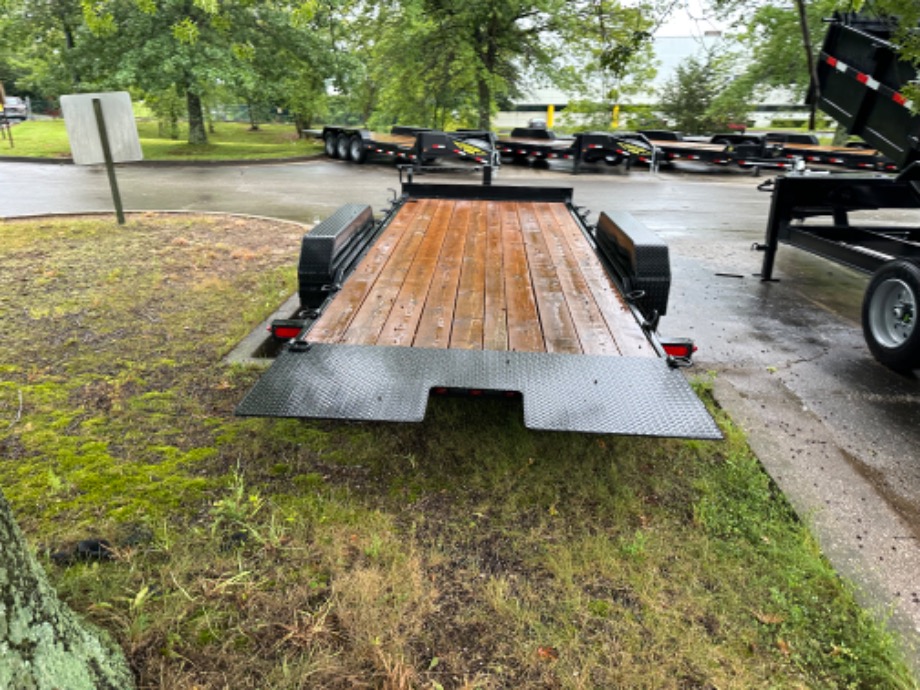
<box><xmin>869</xmin><ymin>278</ymin><xmax>916</xmax><ymax>348</ymax></box>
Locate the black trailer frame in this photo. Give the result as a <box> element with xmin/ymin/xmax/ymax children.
<box><xmin>757</xmin><ymin>168</ymin><xmax>920</xmax><ymax>279</ymax></box>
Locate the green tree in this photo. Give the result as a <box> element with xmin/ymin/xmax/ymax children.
<box><xmin>714</xmin><ymin>0</ymin><xmax>920</xmax><ymax>127</ymax></box>
<box><xmin>658</xmin><ymin>51</ymin><xmax>749</xmax><ymax>134</ymax></box>
<box><xmin>338</xmin><ymin>0</ymin><xmax>669</xmax><ymax>131</ymax></box>
<box><xmin>0</xmin><ymin>0</ymin><xmax>87</xmax><ymax>103</ymax></box>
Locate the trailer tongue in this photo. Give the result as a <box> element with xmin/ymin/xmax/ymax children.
<box><xmin>238</xmin><ymin>177</ymin><xmax>721</xmax><ymax>439</ymax></box>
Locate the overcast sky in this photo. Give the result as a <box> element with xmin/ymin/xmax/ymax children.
<box><xmin>655</xmin><ymin>0</ymin><xmax>727</xmax><ymax>37</ymax></box>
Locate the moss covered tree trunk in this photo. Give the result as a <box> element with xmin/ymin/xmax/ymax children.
<box><xmin>0</xmin><ymin>489</ymin><xmax>134</xmax><ymax>690</ymax></box>
<box><xmin>186</xmin><ymin>89</ymin><xmax>208</xmax><ymax>145</ymax></box>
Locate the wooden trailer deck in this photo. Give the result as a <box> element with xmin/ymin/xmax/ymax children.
<box><xmin>237</xmin><ymin>182</ymin><xmax>722</xmax><ymax>439</ymax></box>
<box><xmin>306</xmin><ymin>197</ymin><xmax>652</xmax><ymax>357</ymax></box>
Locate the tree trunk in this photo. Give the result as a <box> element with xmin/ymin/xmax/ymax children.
<box><xmin>477</xmin><ymin>76</ymin><xmax>491</xmax><ymax>131</ymax></box>
<box><xmin>0</xmin><ymin>489</ymin><xmax>135</xmax><ymax>689</ymax></box>
<box><xmin>186</xmin><ymin>90</ymin><xmax>208</xmax><ymax>145</ymax></box>
<box><xmin>794</xmin><ymin>0</ymin><xmax>820</xmax><ymax>131</ymax></box>
<box><xmin>832</xmin><ymin>121</ymin><xmax>849</xmax><ymax>146</ymax></box>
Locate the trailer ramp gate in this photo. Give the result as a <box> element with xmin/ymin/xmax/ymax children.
<box><xmin>237</xmin><ymin>344</ymin><xmax>721</xmax><ymax>438</ymax></box>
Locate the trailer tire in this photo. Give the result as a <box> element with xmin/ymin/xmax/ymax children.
<box><xmin>336</xmin><ymin>134</ymin><xmax>350</xmax><ymax>161</ymax></box>
<box><xmin>349</xmin><ymin>136</ymin><xmax>367</xmax><ymax>163</ymax></box>
<box><xmin>324</xmin><ymin>132</ymin><xmax>338</xmax><ymax>158</ymax></box>
<box><xmin>862</xmin><ymin>259</ymin><xmax>920</xmax><ymax>372</ymax></box>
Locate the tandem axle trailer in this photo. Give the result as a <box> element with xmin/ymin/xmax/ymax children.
<box><xmin>238</xmin><ymin>168</ymin><xmax>721</xmax><ymax>439</ymax></box>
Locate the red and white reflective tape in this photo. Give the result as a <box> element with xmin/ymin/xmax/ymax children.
<box><xmin>823</xmin><ymin>52</ymin><xmax>914</xmax><ymax>110</ymax></box>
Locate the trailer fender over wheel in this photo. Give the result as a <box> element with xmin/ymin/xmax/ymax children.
<box><xmin>349</xmin><ymin>136</ymin><xmax>367</xmax><ymax>163</ymax></box>
<box><xmin>324</xmin><ymin>132</ymin><xmax>338</xmax><ymax>158</ymax></box>
<box><xmin>336</xmin><ymin>134</ymin><xmax>351</xmax><ymax>161</ymax></box>
<box><xmin>862</xmin><ymin>259</ymin><xmax>920</xmax><ymax>372</ymax></box>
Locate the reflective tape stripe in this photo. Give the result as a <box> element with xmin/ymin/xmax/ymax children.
<box><xmin>823</xmin><ymin>52</ymin><xmax>911</xmax><ymax>109</ymax></box>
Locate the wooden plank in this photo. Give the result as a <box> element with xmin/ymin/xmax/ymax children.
<box><xmin>377</xmin><ymin>199</ymin><xmax>456</xmax><ymax>347</ymax></box>
<box><xmin>413</xmin><ymin>201</ymin><xmax>471</xmax><ymax>349</ymax></box>
<box><xmin>338</xmin><ymin>199</ymin><xmax>439</xmax><ymax>344</ymax></box>
<box><xmin>516</xmin><ymin>202</ymin><xmax>581</xmax><ymax>354</ymax></box>
<box><xmin>308</xmin><ymin>199</ymin><xmax>425</xmax><ymax>344</ymax></box>
<box><xmin>531</xmin><ymin>202</ymin><xmax>620</xmax><ymax>355</ymax></box>
<box><xmin>500</xmin><ymin>202</ymin><xmax>544</xmax><ymax>352</ymax></box>
<box><xmin>548</xmin><ymin>203</ymin><xmax>653</xmax><ymax>357</ymax></box>
<box><xmin>449</xmin><ymin>201</ymin><xmax>488</xmax><ymax>349</ymax></box>
<box><xmin>482</xmin><ymin>202</ymin><xmax>509</xmax><ymax>351</ymax></box>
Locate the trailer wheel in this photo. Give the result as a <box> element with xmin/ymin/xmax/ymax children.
<box><xmin>348</xmin><ymin>136</ymin><xmax>367</xmax><ymax>163</ymax></box>
<box><xmin>336</xmin><ymin>134</ymin><xmax>350</xmax><ymax>161</ymax></box>
<box><xmin>862</xmin><ymin>259</ymin><xmax>920</xmax><ymax>372</ymax></box>
<box><xmin>324</xmin><ymin>132</ymin><xmax>338</xmax><ymax>158</ymax></box>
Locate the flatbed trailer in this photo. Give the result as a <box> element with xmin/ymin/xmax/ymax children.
<box><xmin>772</xmin><ymin>141</ymin><xmax>894</xmax><ymax>172</ymax></box>
<box><xmin>640</xmin><ymin>129</ymin><xmax>894</xmax><ymax>173</ymax></box>
<box><xmin>497</xmin><ymin>129</ymin><xmax>659</xmax><ymax>172</ymax></box>
<box><xmin>638</xmin><ymin>130</ymin><xmax>782</xmax><ymax>171</ymax></box>
<box><xmin>238</xmin><ymin>170</ymin><xmax>721</xmax><ymax>438</ymax></box>
<box><xmin>757</xmin><ymin>12</ymin><xmax>920</xmax><ymax>371</ymax></box>
<box><xmin>321</xmin><ymin>125</ymin><xmax>496</xmax><ymax>166</ymax></box>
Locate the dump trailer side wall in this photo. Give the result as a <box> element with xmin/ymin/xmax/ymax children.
<box><xmin>816</xmin><ymin>16</ymin><xmax>920</xmax><ymax>169</ymax></box>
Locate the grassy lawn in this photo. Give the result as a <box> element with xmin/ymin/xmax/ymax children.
<box><xmin>0</xmin><ymin>213</ymin><xmax>916</xmax><ymax>689</ymax></box>
<box><xmin>0</xmin><ymin>119</ymin><xmax>324</xmax><ymax>161</ymax></box>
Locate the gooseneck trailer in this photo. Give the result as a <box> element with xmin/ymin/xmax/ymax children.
<box><xmin>757</xmin><ymin>12</ymin><xmax>920</xmax><ymax>371</ymax></box>
<box><xmin>238</xmin><ymin>168</ymin><xmax>721</xmax><ymax>439</ymax></box>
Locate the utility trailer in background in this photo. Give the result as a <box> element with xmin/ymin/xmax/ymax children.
<box><xmin>496</xmin><ymin>128</ymin><xmax>661</xmax><ymax>172</ymax></box>
<box><xmin>640</xmin><ymin>129</ymin><xmax>894</xmax><ymax>173</ymax></box>
<box><xmin>238</xmin><ymin>167</ymin><xmax>721</xmax><ymax>439</ymax></box>
<box><xmin>757</xmin><ymin>12</ymin><xmax>920</xmax><ymax>371</ymax></box>
<box><xmin>321</xmin><ymin>125</ymin><xmax>497</xmax><ymax>167</ymax></box>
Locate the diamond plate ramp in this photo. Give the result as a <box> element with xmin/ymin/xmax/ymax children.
<box><xmin>237</xmin><ymin>344</ymin><xmax>722</xmax><ymax>439</ymax></box>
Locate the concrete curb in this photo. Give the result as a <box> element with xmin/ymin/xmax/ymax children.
<box><xmin>0</xmin><ymin>153</ymin><xmax>326</xmax><ymax>166</ymax></box>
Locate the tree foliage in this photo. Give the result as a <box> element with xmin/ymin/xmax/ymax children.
<box><xmin>4</xmin><ymin>0</ymin><xmax>918</xmax><ymax>139</ymax></box>
<box><xmin>713</xmin><ymin>0</ymin><xmax>920</xmax><ymax>121</ymax></box>
<box><xmin>658</xmin><ymin>51</ymin><xmax>750</xmax><ymax>134</ymax></box>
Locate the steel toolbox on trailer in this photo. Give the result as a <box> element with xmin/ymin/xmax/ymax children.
<box><xmin>757</xmin><ymin>12</ymin><xmax>920</xmax><ymax>371</ymax></box>
<box><xmin>238</xmin><ymin>174</ymin><xmax>721</xmax><ymax>439</ymax></box>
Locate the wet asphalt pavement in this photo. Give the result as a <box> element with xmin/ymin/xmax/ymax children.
<box><xmin>3</xmin><ymin>157</ymin><xmax>920</xmax><ymax>665</ymax></box>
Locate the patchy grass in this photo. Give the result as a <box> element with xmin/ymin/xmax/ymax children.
<box><xmin>0</xmin><ymin>120</ymin><xmax>323</xmax><ymax>161</ymax></box>
<box><xmin>0</xmin><ymin>214</ymin><xmax>916</xmax><ymax>689</ymax></box>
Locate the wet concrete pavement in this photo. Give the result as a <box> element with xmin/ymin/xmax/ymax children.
<box><xmin>3</xmin><ymin>157</ymin><xmax>920</xmax><ymax>665</ymax></box>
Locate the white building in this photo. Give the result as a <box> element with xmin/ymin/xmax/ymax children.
<box><xmin>497</xmin><ymin>33</ymin><xmax>806</xmax><ymax>131</ymax></box>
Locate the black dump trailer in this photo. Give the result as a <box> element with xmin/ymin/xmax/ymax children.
<box><xmin>757</xmin><ymin>12</ymin><xmax>920</xmax><ymax>371</ymax></box>
<box><xmin>237</xmin><ymin>167</ymin><xmax>721</xmax><ymax>439</ymax></box>
<box><xmin>321</xmin><ymin>125</ymin><xmax>497</xmax><ymax>167</ymax></box>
